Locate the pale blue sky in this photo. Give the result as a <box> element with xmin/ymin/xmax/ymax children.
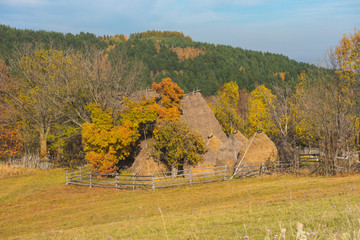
<box><xmin>0</xmin><ymin>0</ymin><xmax>359</xmax><ymax>63</ymax></box>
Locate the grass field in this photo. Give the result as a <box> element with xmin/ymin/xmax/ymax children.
<box><xmin>1</xmin><ymin>167</ymin><xmax>360</xmax><ymax>239</ymax></box>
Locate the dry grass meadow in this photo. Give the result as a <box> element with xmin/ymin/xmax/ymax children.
<box><xmin>1</xmin><ymin>166</ymin><xmax>360</xmax><ymax>239</ymax></box>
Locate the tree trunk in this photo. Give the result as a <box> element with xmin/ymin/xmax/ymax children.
<box><xmin>39</xmin><ymin>130</ymin><xmax>49</xmax><ymax>159</ymax></box>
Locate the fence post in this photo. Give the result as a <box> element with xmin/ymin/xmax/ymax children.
<box><xmin>80</xmin><ymin>167</ymin><xmax>82</xmax><ymax>181</ymax></box>
<box><xmin>90</xmin><ymin>172</ymin><xmax>92</xmax><ymax>188</ymax></box>
<box><xmin>189</xmin><ymin>169</ymin><xmax>192</xmax><ymax>186</ymax></box>
<box><xmin>132</xmin><ymin>175</ymin><xmax>135</xmax><ymax>191</ymax></box>
<box><xmin>116</xmin><ymin>172</ymin><xmax>119</xmax><ymax>189</ymax></box>
<box><xmin>152</xmin><ymin>173</ymin><xmax>155</xmax><ymax>190</ymax></box>
<box><xmin>224</xmin><ymin>165</ymin><xmax>227</xmax><ymax>181</ymax></box>
<box><xmin>66</xmin><ymin>170</ymin><xmax>69</xmax><ymax>185</ymax></box>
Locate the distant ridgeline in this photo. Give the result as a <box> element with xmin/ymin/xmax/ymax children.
<box><xmin>0</xmin><ymin>25</ymin><xmax>318</xmax><ymax>96</ymax></box>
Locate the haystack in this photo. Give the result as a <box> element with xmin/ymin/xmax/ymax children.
<box><xmin>240</xmin><ymin>132</ymin><xmax>278</xmax><ymax>165</ymax></box>
<box><xmin>183</xmin><ymin>149</ymin><xmax>216</xmax><ymax>176</ymax></box>
<box><xmin>206</xmin><ymin>135</ymin><xmax>223</xmax><ymax>153</ymax></box>
<box><xmin>215</xmin><ymin>135</ymin><xmax>243</xmax><ymax>172</ymax></box>
<box><xmin>233</xmin><ymin>131</ymin><xmax>249</xmax><ymax>153</ymax></box>
<box><xmin>181</xmin><ymin>92</ymin><xmax>228</xmax><ymax>143</ymax></box>
<box><xmin>130</xmin><ymin>140</ymin><xmax>167</xmax><ymax>176</ymax></box>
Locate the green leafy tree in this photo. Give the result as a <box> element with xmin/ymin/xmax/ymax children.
<box><xmin>152</xmin><ymin>120</ymin><xmax>206</xmax><ymax>169</ymax></box>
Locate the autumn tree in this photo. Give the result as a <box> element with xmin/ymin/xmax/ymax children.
<box><xmin>293</xmin><ymin>71</ymin><xmax>359</xmax><ymax>175</ymax></box>
<box><xmin>335</xmin><ymin>28</ymin><xmax>360</xmax><ymax>85</ymax></box>
<box><xmin>0</xmin><ymin>60</ymin><xmax>23</xmax><ymax>159</ymax></box>
<box><xmin>82</xmin><ymin>103</ymin><xmax>139</xmax><ymax>174</ymax></box>
<box><xmin>247</xmin><ymin>85</ymin><xmax>278</xmax><ymax>136</ymax></box>
<box><xmin>152</xmin><ymin>77</ymin><xmax>184</xmax><ymax>121</ymax></box>
<box><xmin>152</xmin><ymin>120</ymin><xmax>206</xmax><ymax>171</ymax></box>
<box><xmin>211</xmin><ymin>81</ymin><xmax>243</xmax><ymax>136</ymax></box>
<box><xmin>120</xmin><ymin>97</ymin><xmax>159</xmax><ymax>138</ymax></box>
<box><xmin>8</xmin><ymin>46</ymin><xmax>144</xmax><ymax>160</ymax></box>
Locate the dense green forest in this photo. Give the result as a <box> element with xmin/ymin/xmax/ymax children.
<box><xmin>0</xmin><ymin>25</ymin><xmax>317</xmax><ymax>96</ymax></box>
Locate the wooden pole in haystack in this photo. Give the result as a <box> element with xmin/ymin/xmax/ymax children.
<box><xmin>231</xmin><ymin>130</ymin><xmax>260</xmax><ymax>179</ymax></box>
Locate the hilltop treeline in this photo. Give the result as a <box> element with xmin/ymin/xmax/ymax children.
<box><xmin>129</xmin><ymin>30</ymin><xmax>192</xmax><ymax>41</ymax></box>
<box><xmin>0</xmin><ymin>25</ymin><xmax>317</xmax><ymax>95</ymax></box>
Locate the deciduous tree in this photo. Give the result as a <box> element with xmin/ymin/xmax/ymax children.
<box><xmin>82</xmin><ymin>103</ymin><xmax>139</xmax><ymax>174</ymax></box>
<box><xmin>152</xmin><ymin>77</ymin><xmax>184</xmax><ymax>121</ymax></box>
<box><xmin>247</xmin><ymin>85</ymin><xmax>277</xmax><ymax>136</ymax></box>
<box><xmin>152</xmin><ymin>120</ymin><xmax>206</xmax><ymax>170</ymax></box>
<box><xmin>211</xmin><ymin>81</ymin><xmax>243</xmax><ymax>136</ymax></box>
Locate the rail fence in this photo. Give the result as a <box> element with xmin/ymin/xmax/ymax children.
<box><xmin>66</xmin><ymin>165</ymin><xmax>270</xmax><ymax>190</ymax></box>
<box><xmin>68</xmin><ymin>155</ymin><xmax>355</xmax><ymax>190</ymax></box>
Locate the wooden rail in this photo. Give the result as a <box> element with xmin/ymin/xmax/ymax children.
<box><xmin>67</xmin><ymin>161</ymin><xmax>329</xmax><ymax>190</ymax></box>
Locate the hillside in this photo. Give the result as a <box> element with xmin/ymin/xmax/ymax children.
<box><xmin>0</xmin><ymin>25</ymin><xmax>318</xmax><ymax>96</ymax></box>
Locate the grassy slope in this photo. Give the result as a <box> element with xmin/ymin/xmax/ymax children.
<box><xmin>1</xmin><ymin>169</ymin><xmax>360</xmax><ymax>239</ymax></box>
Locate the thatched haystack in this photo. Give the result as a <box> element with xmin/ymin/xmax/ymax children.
<box><xmin>181</xmin><ymin>92</ymin><xmax>228</xmax><ymax>143</ymax></box>
<box><xmin>233</xmin><ymin>131</ymin><xmax>249</xmax><ymax>152</ymax></box>
<box><xmin>215</xmin><ymin>135</ymin><xmax>243</xmax><ymax>172</ymax></box>
<box><xmin>183</xmin><ymin>149</ymin><xmax>216</xmax><ymax>176</ymax></box>
<box><xmin>206</xmin><ymin>135</ymin><xmax>223</xmax><ymax>154</ymax></box>
<box><xmin>130</xmin><ymin>140</ymin><xmax>167</xmax><ymax>176</ymax></box>
<box><xmin>240</xmin><ymin>132</ymin><xmax>278</xmax><ymax>165</ymax></box>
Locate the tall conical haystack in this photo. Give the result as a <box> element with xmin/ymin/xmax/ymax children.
<box><xmin>206</xmin><ymin>135</ymin><xmax>223</xmax><ymax>153</ymax></box>
<box><xmin>181</xmin><ymin>92</ymin><xmax>228</xmax><ymax>143</ymax></box>
<box><xmin>215</xmin><ymin>135</ymin><xmax>243</xmax><ymax>172</ymax></box>
<box><xmin>183</xmin><ymin>149</ymin><xmax>216</xmax><ymax>176</ymax></box>
<box><xmin>130</xmin><ymin>140</ymin><xmax>167</xmax><ymax>176</ymax></box>
<box><xmin>233</xmin><ymin>131</ymin><xmax>249</xmax><ymax>153</ymax></box>
<box><xmin>181</xmin><ymin>92</ymin><xmax>229</xmax><ymax>174</ymax></box>
<box><xmin>240</xmin><ymin>132</ymin><xmax>278</xmax><ymax>165</ymax></box>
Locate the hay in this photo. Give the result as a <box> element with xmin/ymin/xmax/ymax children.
<box><xmin>240</xmin><ymin>132</ymin><xmax>278</xmax><ymax>165</ymax></box>
<box><xmin>183</xmin><ymin>149</ymin><xmax>216</xmax><ymax>176</ymax></box>
<box><xmin>215</xmin><ymin>135</ymin><xmax>243</xmax><ymax>172</ymax></box>
<box><xmin>181</xmin><ymin>92</ymin><xmax>228</xmax><ymax>143</ymax></box>
<box><xmin>130</xmin><ymin>140</ymin><xmax>167</xmax><ymax>176</ymax></box>
<box><xmin>233</xmin><ymin>131</ymin><xmax>249</xmax><ymax>152</ymax></box>
<box><xmin>206</xmin><ymin>135</ymin><xmax>223</xmax><ymax>153</ymax></box>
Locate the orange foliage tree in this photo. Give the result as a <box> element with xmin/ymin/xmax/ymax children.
<box><xmin>0</xmin><ymin>60</ymin><xmax>23</xmax><ymax>159</ymax></box>
<box><xmin>152</xmin><ymin>77</ymin><xmax>184</xmax><ymax>121</ymax></box>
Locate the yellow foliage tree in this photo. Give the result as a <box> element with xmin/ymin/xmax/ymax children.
<box><xmin>247</xmin><ymin>85</ymin><xmax>278</xmax><ymax>136</ymax></box>
<box><xmin>211</xmin><ymin>81</ymin><xmax>243</xmax><ymax>136</ymax></box>
<box><xmin>335</xmin><ymin>28</ymin><xmax>360</xmax><ymax>84</ymax></box>
<box><xmin>82</xmin><ymin>103</ymin><xmax>139</xmax><ymax>174</ymax></box>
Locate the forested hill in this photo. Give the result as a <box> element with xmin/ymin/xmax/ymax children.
<box><xmin>0</xmin><ymin>25</ymin><xmax>317</xmax><ymax>96</ymax></box>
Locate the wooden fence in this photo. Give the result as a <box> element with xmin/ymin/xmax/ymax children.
<box><xmin>66</xmin><ymin>165</ymin><xmax>266</xmax><ymax>190</ymax></box>
<box><xmin>68</xmin><ymin>158</ymin><xmax>351</xmax><ymax>190</ymax></box>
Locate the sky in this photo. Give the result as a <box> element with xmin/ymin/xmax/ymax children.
<box><xmin>0</xmin><ymin>0</ymin><xmax>359</xmax><ymax>64</ymax></box>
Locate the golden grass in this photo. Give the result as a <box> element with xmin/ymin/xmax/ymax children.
<box><xmin>0</xmin><ymin>162</ymin><xmax>20</xmax><ymax>179</ymax></box>
<box><xmin>1</xmin><ymin>169</ymin><xmax>360</xmax><ymax>239</ymax></box>
<box><xmin>0</xmin><ymin>162</ymin><xmax>37</xmax><ymax>180</ymax></box>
